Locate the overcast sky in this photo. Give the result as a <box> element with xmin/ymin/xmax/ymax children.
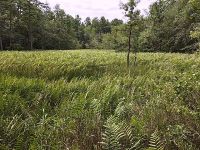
<box><xmin>40</xmin><ymin>0</ymin><xmax>156</xmax><ymax>20</ymax></box>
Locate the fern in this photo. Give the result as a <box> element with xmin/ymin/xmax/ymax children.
<box><xmin>101</xmin><ymin>116</ymin><xmax>123</xmax><ymax>150</ymax></box>
<box><xmin>14</xmin><ymin>137</ymin><xmax>23</xmax><ymax>150</ymax></box>
<box><xmin>129</xmin><ymin>136</ymin><xmax>149</xmax><ymax>150</ymax></box>
<box><xmin>101</xmin><ymin>116</ymin><xmax>138</xmax><ymax>150</ymax></box>
<box><xmin>147</xmin><ymin>131</ymin><xmax>165</xmax><ymax>150</ymax></box>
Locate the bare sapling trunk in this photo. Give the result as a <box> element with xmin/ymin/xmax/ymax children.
<box><xmin>29</xmin><ymin>31</ymin><xmax>33</xmax><ymax>50</ymax></box>
<box><xmin>9</xmin><ymin>3</ymin><xmax>12</xmax><ymax>50</ymax></box>
<box><xmin>0</xmin><ymin>37</ymin><xmax>3</xmax><ymax>50</ymax></box>
<box><xmin>134</xmin><ymin>47</ymin><xmax>137</xmax><ymax>66</ymax></box>
<box><xmin>28</xmin><ymin>1</ymin><xmax>33</xmax><ymax>50</ymax></box>
<box><xmin>127</xmin><ymin>24</ymin><xmax>132</xmax><ymax>68</ymax></box>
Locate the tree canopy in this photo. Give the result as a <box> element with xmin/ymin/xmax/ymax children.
<box><xmin>0</xmin><ymin>0</ymin><xmax>199</xmax><ymax>52</ymax></box>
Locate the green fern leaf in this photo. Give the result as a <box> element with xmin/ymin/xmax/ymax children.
<box><xmin>148</xmin><ymin>131</ymin><xmax>165</xmax><ymax>150</ymax></box>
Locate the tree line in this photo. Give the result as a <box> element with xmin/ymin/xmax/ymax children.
<box><xmin>0</xmin><ymin>0</ymin><xmax>199</xmax><ymax>52</ymax></box>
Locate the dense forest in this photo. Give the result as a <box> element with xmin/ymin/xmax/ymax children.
<box><xmin>0</xmin><ymin>0</ymin><xmax>199</xmax><ymax>52</ymax></box>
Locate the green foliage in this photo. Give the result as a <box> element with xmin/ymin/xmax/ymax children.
<box><xmin>190</xmin><ymin>24</ymin><xmax>200</xmax><ymax>50</ymax></box>
<box><xmin>101</xmin><ymin>116</ymin><xmax>123</xmax><ymax>150</ymax></box>
<box><xmin>147</xmin><ymin>131</ymin><xmax>165</xmax><ymax>150</ymax></box>
<box><xmin>1</xmin><ymin>0</ymin><xmax>199</xmax><ymax>52</ymax></box>
<box><xmin>0</xmin><ymin>50</ymin><xmax>200</xmax><ymax>149</ymax></box>
<box><xmin>101</xmin><ymin>116</ymin><xmax>136</xmax><ymax>150</ymax></box>
<box><xmin>101</xmin><ymin>25</ymin><xmax>128</xmax><ymax>51</ymax></box>
<box><xmin>139</xmin><ymin>0</ymin><xmax>200</xmax><ymax>52</ymax></box>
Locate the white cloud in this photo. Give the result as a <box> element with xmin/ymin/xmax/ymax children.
<box><xmin>40</xmin><ymin>0</ymin><xmax>156</xmax><ymax>20</ymax></box>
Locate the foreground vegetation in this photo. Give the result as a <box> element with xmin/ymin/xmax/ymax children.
<box><xmin>0</xmin><ymin>50</ymin><xmax>200</xmax><ymax>149</ymax></box>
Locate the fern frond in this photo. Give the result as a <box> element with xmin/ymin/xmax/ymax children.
<box><xmin>101</xmin><ymin>116</ymin><xmax>123</xmax><ymax>150</ymax></box>
<box><xmin>129</xmin><ymin>136</ymin><xmax>148</xmax><ymax>150</ymax></box>
<box><xmin>148</xmin><ymin>131</ymin><xmax>165</xmax><ymax>150</ymax></box>
<box><xmin>101</xmin><ymin>116</ymin><xmax>140</xmax><ymax>150</ymax></box>
<box><xmin>114</xmin><ymin>100</ymin><xmax>132</xmax><ymax>121</ymax></box>
<box><xmin>14</xmin><ymin>137</ymin><xmax>23</xmax><ymax>150</ymax></box>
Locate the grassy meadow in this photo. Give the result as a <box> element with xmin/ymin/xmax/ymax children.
<box><xmin>0</xmin><ymin>50</ymin><xmax>200</xmax><ymax>149</ymax></box>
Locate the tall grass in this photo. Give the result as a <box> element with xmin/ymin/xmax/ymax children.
<box><xmin>0</xmin><ymin>50</ymin><xmax>200</xmax><ymax>149</ymax></box>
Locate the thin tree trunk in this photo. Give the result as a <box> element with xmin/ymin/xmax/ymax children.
<box><xmin>42</xmin><ymin>37</ymin><xmax>44</xmax><ymax>50</ymax></box>
<box><xmin>134</xmin><ymin>47</ymin><xmax>137</xmax><ymax>66</ymax></box>
<box><xmin>58</xmin><ymin>40</ymin><xmax>61</xmax><ymax>50</ymax></box>
<box><xmin>9</xmin><ymin>2</ymin><xmax>12</xmax><ymax>50</ymax></box>
<box><xmin>42</xmin><ymin>31</ymin><xmax>45</xmax><ymax>49</ymax></box>
<box><xmin>28</xmin><ymin>1</ymin><xmax>33</xmax><ymax>50</ymax></box>
<box><xmin>29</xmin><ymin>32</ymin><xmax>33</xmax><ymax>50</ymax></box>
<box><xmin>158</xmin><ymin>0</ymin><xmax>162</xmax><ymax>52</ymax></box>
<box><xmin>127</xmin><ymin>24</ymin><xmax>132</xmax><ymax>68</ymax></box>
<box><xmin>0</xmin><ymin>37</ymin><xmax>3</xmax><ymax>50</ymax></box>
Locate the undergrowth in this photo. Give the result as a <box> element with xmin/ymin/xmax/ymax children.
<box><xmin>0</xmin><ymin>50</ymin><xmax>200</xmax><ymax>149</ymax></box>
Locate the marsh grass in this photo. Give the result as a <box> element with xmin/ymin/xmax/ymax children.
<box><xmin>0</xmin><ymin>50</ymin><xmax>200</xmax><ymax>149</ymax></box>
